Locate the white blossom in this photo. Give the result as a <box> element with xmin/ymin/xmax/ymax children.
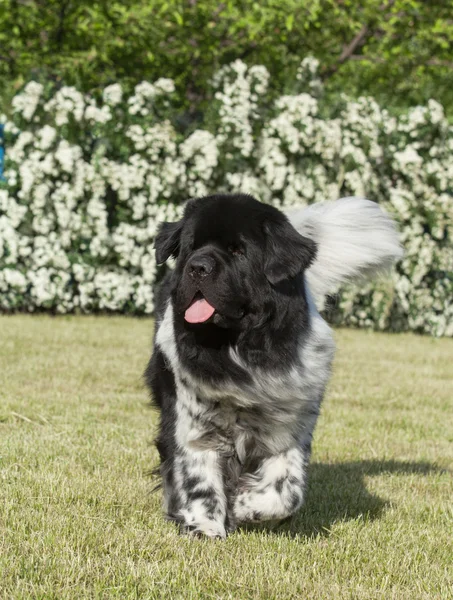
<box><xmin>11</xmin><ymin>81</ymin><xmax>44</xmax><ymax>121</ymax></box>
<box><xmin>103</xmin><ymin>83</ymin><xmax>123</xmax><ymax>106</ymax></box>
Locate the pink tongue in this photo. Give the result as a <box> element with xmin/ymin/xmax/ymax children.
<box><xmin>184</xmin><ymin>298</ymin><xmax>216</xmax><ymax>323</ymax></box>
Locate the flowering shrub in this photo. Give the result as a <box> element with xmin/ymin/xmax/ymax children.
<box><xmin>1</xmin><ymin>59</ymin><xmax>452</xmax><ymax>335</ymax></box>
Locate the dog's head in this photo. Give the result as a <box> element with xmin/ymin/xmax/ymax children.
<box><xmin>155</xmin><ymin>194</ymin><xmax>316</xmax><ymax>330</ymax></box>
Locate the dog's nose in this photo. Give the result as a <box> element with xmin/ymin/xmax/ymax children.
<box><xmin>188</xmin><ymin>255</ymin><xmax>215</xmax><ymax>278</ymax></box>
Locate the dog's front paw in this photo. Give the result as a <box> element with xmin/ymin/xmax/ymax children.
<box><xmin>234</xmin><ymin>488</ymin><xmax>268</xmax><ymax>523</ymax></box>
<box><xmin>179</xmin><ymin>512</ymin><xmax>227</xmax><ymax>539</ymax></box>
<box><xmin>234</xmin><ymin>484</ymin><xmax>302</xmax><ymax>524</ymax></box>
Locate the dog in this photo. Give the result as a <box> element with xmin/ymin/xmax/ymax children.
<box><xmin>145</xmin><ymin>193</ymin><xmax>402</xmax><ymax>538</ymax></box>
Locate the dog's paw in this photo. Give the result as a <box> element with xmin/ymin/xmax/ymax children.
<box><xmin>234</xmin><ymin>485</ymin><xmax>302</xmax><ymax>524</ymax></box>
<box><xmin>179</xmin><ymin>512</ymin><xmax>227</xmax><ymax>539</ymax></box>
<box><xmin>234</xmin><ymin>489</ymin><xmax>268</xmax><ymax>523</ymax></box>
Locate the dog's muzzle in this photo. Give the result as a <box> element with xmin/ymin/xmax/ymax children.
<box><xmin>188</xmin><ymin>254</ymin><xmax>215</xmax><ymax>280</ymax></box>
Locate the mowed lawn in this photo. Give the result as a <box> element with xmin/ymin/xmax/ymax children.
<box><xmin>0</xmin><ymin>316</ymin><xmax>452</xmax><ymax>599</ymax></box>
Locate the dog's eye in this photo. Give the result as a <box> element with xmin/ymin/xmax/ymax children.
<box><xmin>228</xmin><ymin>245</ymin><xmax>245</xmax><ymax>257</ymax></box>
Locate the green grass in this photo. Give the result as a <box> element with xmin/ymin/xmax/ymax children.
<box><xmin>0</xmin><ymin>316</ymin><xmax>452</xmax><ymax>599</ymax></box>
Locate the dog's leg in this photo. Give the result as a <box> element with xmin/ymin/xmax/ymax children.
<box><xmin>170</xmin><ymin>387</ymin><xmax>229</xmax><ymax>538</ymax></box>
<box><xmin>234</xmin><ymin>445</ymin><xmax>309</xmax><ymax>524</ymax></box>
<box><xmin>174</xmin><ymin>448</ymin><xmax>227</xmax><ymax>538</ymax></box>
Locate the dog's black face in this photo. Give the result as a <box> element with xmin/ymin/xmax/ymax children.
<box><xmin>155</xmin><ymin>194</ymin><xmax>317</xmax><ymax>336</ymax></box>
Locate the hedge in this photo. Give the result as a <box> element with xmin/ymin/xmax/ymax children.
<box><xmin>1</xmin><ymin>59</ymin><xmax>452</xmax><ymax>335</ymax></box>
<box><xmin>2</xmin><ymin>1</ymin><xmax>453</xmax><ymax>114</ymax></box>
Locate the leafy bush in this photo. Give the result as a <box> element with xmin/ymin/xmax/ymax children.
<box><xmin>1</xmin><ymin>1</ymin><xmax>453</xmax><ymax>114</ymax></box>
<box><xmin>1</xmin><ymin>59</ymin><xmax>452</xmax><ymax>335</ymax></box>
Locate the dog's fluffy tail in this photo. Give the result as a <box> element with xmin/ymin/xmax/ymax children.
<box><xmin>286</xmin><ymin>197</ymin><xmax>403</xmax><ymax>308</ymax></box>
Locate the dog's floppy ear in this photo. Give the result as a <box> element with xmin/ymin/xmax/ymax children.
<box><xmin>155</xmin><ymin>220</ymin><xmax>183</xmax><ymax>264</ymax></box>
<box><xmin>264</xmin><ymin>217</ymin><xmax>317</xmax><ymax>285</ymax></box>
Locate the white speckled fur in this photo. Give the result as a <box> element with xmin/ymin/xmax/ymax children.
<box><xmin>234</xmin><ymin>447</ymin><xmax>307</xmax><ymax>522</ymax></box>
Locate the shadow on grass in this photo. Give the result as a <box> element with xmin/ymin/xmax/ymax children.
<box><xmin>242</xmin><ymin>459</ymin><xmax>443</xmax><ymax>539</ymax></box>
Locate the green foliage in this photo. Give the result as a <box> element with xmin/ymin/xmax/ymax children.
<box><xmin>1</xmin><ymin>0</ymin><xmax>453</xmax><ymax>113</ymax></box>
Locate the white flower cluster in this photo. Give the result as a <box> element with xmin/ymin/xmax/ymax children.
<box><xmin>296</xmin><ymin>57</ymin><xmax>323</xmax><ymax>97</ymax></box>
<box><xmin>213</xmin><ymin>60</ymin><xmax>270</xmax><ymax>158</ymax></box>
<box><xmin>44</xmin><ymin>86</ymin><xmax>85</xmax><ymax>126</ymax></box>
<box><xmin>102</xmin><ymin>83</ymin><xmax>123</xmax><ymax>107</ymax></box>
<box><xmin>11</xmin><ymin>81</ymin><xmax>44</xmax><ymax>121</ymax></box>
<box><xmin>128</xmin><ymin>79</ymin><xmax>175</xmax><ymax>116</ymax></box>
<box><xmin>1</xmin><ymin>60</ymin><xmax>452</xmax><ymax>335</ymax></box>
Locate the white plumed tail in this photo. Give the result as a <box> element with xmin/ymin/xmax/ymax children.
<box><xmin>286</xmin><ymin>197</ymin><xmax>403</xmax><ymax>309</ymax></box>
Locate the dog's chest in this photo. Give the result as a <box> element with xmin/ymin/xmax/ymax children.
<box><xmin>176</xmin><ymin>368</ymin><xmax>319</xmax><ymax>461</ymax></box>
<box><xmin>156</xmin><ymin>301</ymin><xmax>335</xmax><ymax>458</ymax></box>
<box><xmin>184</xmin><ymin>391</ymin><xmax>294</xmax><ymax>462</ymax></box>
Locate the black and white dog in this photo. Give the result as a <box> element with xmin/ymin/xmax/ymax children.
<box><xmin>146</xmin><ymin>194</ymin><xmax>402</xmax><ymax>538</ymax></box>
